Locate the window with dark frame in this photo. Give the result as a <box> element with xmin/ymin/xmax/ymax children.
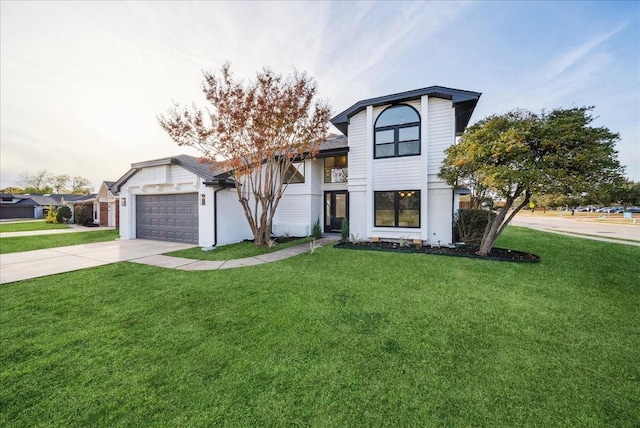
<box><xmin>283</xmin><ymin>162</ymin><xmax>305</xmax><ymax>184</ymax></box>
<box><xmin>324</xmin><ymin>155</ymin><xmax>348</xmax><ymax>183</ymax></box>
<box><xmin>374</xmin><ymin>104</ymin><xmax>421</xmax><ymax>159</ymax></box>
<box><xmin>374</xmin><ymin>190</ymin><xmax>420</xmax><ymax>228</ymax></box>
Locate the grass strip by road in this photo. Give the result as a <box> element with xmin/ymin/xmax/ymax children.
<box><xmin>1</xmin><ymin>227</ymin><xmax>638</xmax><ymax>426</ymax></box>
<box><xmin>165</xmin><ymin>237</ymin><xmax>314</xmax><ymax>260</ymax></box>
<box><xmin>0</xmin><ymin>230</ymin><xmax>119</xmax><ymax>254</ymax></box>
<box><xmin>0</xmin><ymin>222</ymin><xmax>70</xmax><ymax>233</ymax></box>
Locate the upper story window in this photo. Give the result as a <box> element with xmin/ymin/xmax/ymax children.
<box><xmin>374</xmin><ymin>104</ymin><xmax>420</xmax><ymax>159</ymax></box>
<box><xmin>324</xmin><ymin>155</ymin><xmax>348</xmax><ymax>183</ymax></box>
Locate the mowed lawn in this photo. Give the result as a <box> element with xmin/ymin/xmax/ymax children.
<box><xmin>0</xmin><ymin>221</ymin><xmax>70</xmax><ymax>233</ymax></box>
<box><xmin>1</xmin><ymin>227</ymin><xmax>638</xmax><ymax>426</ymax></box>
<box><xmin>0</xmin><ymin>230</ymin><xmax>120</xmax><ymax>254</ymax></box>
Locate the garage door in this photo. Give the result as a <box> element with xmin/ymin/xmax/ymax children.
<box><xmin>136</xmin><ymin>194</ymin><xmax>198</xmax><ymax>244</ymax></box>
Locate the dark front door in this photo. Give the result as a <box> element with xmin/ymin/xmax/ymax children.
<box><xmin>324</xmin><ymin>191</ymin><xmax>348</xmax><ymax>233</ymax></box>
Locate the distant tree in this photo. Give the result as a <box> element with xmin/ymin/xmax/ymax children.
<box><xmin>51</xmin><ymin>174</ymin><xmax>71</xmax><ymax>194</ymax></box>
<box><xmin>0</xmin><ymin>186</ymin><xmax>25</xmax><ymax>194</ymax></box>
<box><xmin>608</xmin><ymin>180</ymin><xmax>640</xmax><ymax>207</ymax></box>
<box><xmin>158</xmin><ymin>62</ymin><xmax>331</xmax><ymax>246</ymax></box>
<box><xmin>19</xmin><ymin>170</ymin><xmax>51</xmax><ymax>193</ymax></box>
<box><xmin>70</xmin><ymin>176</ymin><xmax>92</xmax><ymax>194</ymax></box>
<box><xmin>16</xmin><ymin>171</ymin><xmax>92</xmax><ymax>194</ymax></box>
<box><xmin>440</xmin><ymin>107</ymin><xmax>624</xmax><ymax>256</ymax></box>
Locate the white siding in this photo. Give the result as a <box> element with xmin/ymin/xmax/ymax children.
<box><xmin>427</xmin><ymin>187</ymin><xmax>453</xmax><ymax>245</ymax></box>
<box><xmin>348</xmin><ymin>189</ymin><xmax>367</xmax><ymax>239</ymax></box>
<box><xmin>309</xmin><ymin>159</ymin><xmax>324</xmax><ymax>230</ymax></box>
<box><xmin>427</xmin><ymin>97</ymin><xmax>455</xmax><ymax>179</ymax></box>
<box><xmin>347</xmin><ymin>111</ymin><xmax>368</xmax><ymax>183</ymax></box>
<box><xmin>272</xmin><ymin>159</ymin><xmax>324</xmax><ymax>237</ymax></box>
<box><xmin>169</xmin><ymin>165</ymin><xmax>199</xmax><ymax>186</ymax></box>
<box><xmin>215</xmin><ymin>188</ymin><xmax>253</xmax><ymax>246</ymax></box>
<box><xmin>372</xmin><ymin>157</ymin><xmax>422</xmax><ymax>190</ymax></box>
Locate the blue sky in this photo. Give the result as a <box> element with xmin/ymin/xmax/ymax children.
<box><xmin>1</xmin><ymin>1</ymin><xmax>638</xmax><ymax>190</ymax></box>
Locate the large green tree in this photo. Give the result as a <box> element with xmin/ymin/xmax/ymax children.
<box><xmin>440</xmin><ymin>107</ymin><xmax>624</xmax><ymax>256</ymax></box>
<box><xmin>158</xmin><ymin>63</ymin><xmax>331</xmax><ymax>246</ymax></box>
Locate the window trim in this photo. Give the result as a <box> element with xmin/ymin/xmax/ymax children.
<box><xmin>283</xmin><ymin>162</ymin><xmax>305</xmax><ymax>184</ymax></box>
<box><xmin>374</xmin><ymin>190</ymin><xmax>421</xmax><ymax>228</ymax></box>
<box><xmin>324</xmin><ymin>155</ymin><xmax>348</xmax><ymax>183</ymax></box>
<box><xmin>374</xmin><ymin>104</ymin><xmax>421</xmax><ymax>159</ymax></box>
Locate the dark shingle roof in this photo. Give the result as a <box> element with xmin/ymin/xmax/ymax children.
<box><xmin>330</xmin><ymin>85</ymin><xmax>481</xmax><ymax>136</ymax></box>
<box><xmin>113</xmin><ymin>155</ymin><xmax>229</xmax><ymax>191</ymax></box>
<box><xmin>113</xmin><ymin>138</ymin><xmax>351</xmax><ymax>191</ymax></box>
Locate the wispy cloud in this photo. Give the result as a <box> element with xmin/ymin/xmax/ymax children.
<box><xmin>543</xmin><ymin>21</ymin><xmax>630</xmax><ymax>80</ymax></box>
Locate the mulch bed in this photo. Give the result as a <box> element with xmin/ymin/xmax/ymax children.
<box><xmin>334</xmin><ymin>241</ymin><xmax>540</xmax><ymax>263</ymax></box>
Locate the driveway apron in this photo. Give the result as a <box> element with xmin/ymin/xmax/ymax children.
<box><xmin>0</xmin><ymin>240</ymin><xmax>195</xmax><ymax>284</ymax></box>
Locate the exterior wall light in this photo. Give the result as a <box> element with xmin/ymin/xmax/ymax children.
<box><xmin>121</xmin><ymin>197</ymin><xmax>127</xmax><ymax>207</ymax></box>
<box><xmin>201</xmin><ymin>194</ymin><xmax>206</xmax><ymax>206</ymax></box>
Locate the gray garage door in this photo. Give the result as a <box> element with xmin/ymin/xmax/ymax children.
<box><xmin>136</xmin><ymin>193</ymin><xmax>198</xmax><ymax>244</ymax></box>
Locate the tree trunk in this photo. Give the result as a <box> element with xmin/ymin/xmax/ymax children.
<box><xmin>477</xmin><ymin>198</ymin><xmax>516</xmax><ymax>256</ymax></box>
<box><xmin>476</xmin><ymin>190</ymin><xmax>531</xmax><ymax>256</ymax></box>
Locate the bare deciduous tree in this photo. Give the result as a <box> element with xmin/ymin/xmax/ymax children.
<box><xmin>158</xmin><ymin>63</ymin><xmax>331</xmax><ymax>245</ymax></box>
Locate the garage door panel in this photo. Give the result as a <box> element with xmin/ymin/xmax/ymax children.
<box><xmin>136</xmin><ymin>193</ymin><xmax>198</xmax><ymax>244</ymax></box>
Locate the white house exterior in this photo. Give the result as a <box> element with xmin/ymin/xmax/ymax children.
<box><xmin>113</xmin><ymin>86</ymin><xmax>480</xmax><ymax>247</ymax></box>
<box><xmin>113</xmin><ymin>155</ymin><xmax>253</xmax><ymax>246</ymax></box>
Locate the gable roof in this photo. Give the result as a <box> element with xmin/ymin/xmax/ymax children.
<box><xmin>112</xmin><ymin>154</ymin><xmax>231</xmax><ymax>192</ymax></box>
<box><xmin>330</xmin><ymin>86</ymin><xmax>481</xmax><ymax>136</ymax></box>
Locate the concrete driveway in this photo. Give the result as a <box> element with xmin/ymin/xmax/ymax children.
<box><xmin>0</xmin><ymin>240</ymin><xmax>195</xmax><ymax>284</ymax></box>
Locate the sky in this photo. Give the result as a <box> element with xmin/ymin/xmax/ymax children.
<box><xmin>1</xmin><ymin>1</ymin><xmax>639</xmax><ymax>192</ymax></box>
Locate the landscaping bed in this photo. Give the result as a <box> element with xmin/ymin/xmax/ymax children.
<box><xmin>334</xmin><ymin>240</ymin><xmax>540</xmax><ymax>262</ymax></box>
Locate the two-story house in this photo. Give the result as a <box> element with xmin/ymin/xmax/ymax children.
<box><xmin>113</xmin><ymin>86</ymin><xmax>481</xmax><ymax>246</ymax></box>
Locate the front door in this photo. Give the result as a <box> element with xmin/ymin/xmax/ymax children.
<box><xmin>324</xmin><ymin>191</ymin><xmax>348</xmax><ymax>233</ymax></box>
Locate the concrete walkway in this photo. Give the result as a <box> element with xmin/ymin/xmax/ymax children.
<box><xmin>130</xmin><ymin>237</ymin><xmax>338</xmax><ymax>271</ymax></box>
<box><xmin>0</xmin><ymin>237</ymin><xmax>338</xmax><ymax>284</ymax></box>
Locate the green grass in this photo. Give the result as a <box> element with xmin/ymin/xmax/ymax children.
<box><xmin>0</xmin><ymin>221</ymin><xmax>70</xmax><ymax>233</ymax></box>
<box><xmin>166</xmin><ymin>236</ymin><xmax>314</xmax><ymax>260</ymax></box>
<box><xmin>1</xmin><ymin>227</ymin><xmax>638</xmax><ymax>426</ymax></box>
<box><xmin>0</xmin><ymin>230</ymin><xmax>119</xmax><ymax>254</ymax></box>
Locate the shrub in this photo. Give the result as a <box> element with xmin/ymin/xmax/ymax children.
<box><xmin>312</xmin><ymin>217</ymin><xmax>322</xmax><ymax>239</ymax></box>
<box><xmin>45</xmin><ymin>206</ymin><xmax>57</xmax><ymax>224</ymax></box>
<box><xmin>341</xmin><ymin>218</ymin><xmax>349</xmax><ymax>242</ymax></box>
<box><xmin>56</xmin><ymin>206</ymin><xmax>72</xmax><ymax>224</ymax></box>
<box><xmin>74</xmin><ymin>204</ymin><xmax>93</xmax><ymax>226</ymax></box>
<box><xmin>453</xmin><ymin>208</ymin><xmax>497</xmax><ymax>245</ymax></box>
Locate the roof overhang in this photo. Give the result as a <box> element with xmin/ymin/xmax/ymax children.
<box><xmin>330</xmin><ymin>86</ymin><xmax>481</xmax><ymax>136</ymax></box>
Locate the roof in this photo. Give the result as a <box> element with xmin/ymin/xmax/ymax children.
<box><xmin>1</xmin><ymin>194</ymin><xmax>94</xmax><ymax>206</ymax></box>
<box><xmin>112</xmin><ymin>154</ymin><xmax>231</xmax><ymax>192</ymax></box>
<box><xmin>330</xmin><ymin>86</ymin><xmax>481</xmax><ymax>136</ymax></box>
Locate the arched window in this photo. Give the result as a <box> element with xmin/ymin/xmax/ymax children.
<box><xmin>374</xmin><ymin>104</ymin><xmax>421</xmax><ymax>158</ymax></box>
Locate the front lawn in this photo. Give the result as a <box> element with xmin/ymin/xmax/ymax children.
<box><xmin>0</xmin><ymin>221</ymin><xmax>70</xmax><ymax>233</ymax></box>
<box><xmin>1</xmin><ymin>227</ymin><xmax>638</xmax><ymax>426</ymax></box>
<box><xmin>0</xmin><ymin>230</ymin><xmax>119</xmax><ymax>254</ymax></box>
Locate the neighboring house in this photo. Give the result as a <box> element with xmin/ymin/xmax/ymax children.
<box><xmin>0</xmin><ymin>193</ymin><xmax>98</xmax><ymax>221</ymax></box>
<box><xmin>96</xmin><ymin>181</ymin><xmax>119</xmax><ymax>228</ymax></box>
<box><xmin>0</xmin><ymin>194</ymin><xmax>40</xmax><ymax>219</ymax></box>
<box><xmin>113</xmin><ymin>85</ymin><xmax>481</xmax><ymax>247</ymax></box>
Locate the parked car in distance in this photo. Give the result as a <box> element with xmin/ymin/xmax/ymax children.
<box><xmin>624</xmin><ymin>207</ymin><xmax>640</xmax><ymax>213</ymax></box>
<box><xmin>608</xmin><ymin>207</ymin><xmax>624</xmax><ymax>213</ymax></box>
